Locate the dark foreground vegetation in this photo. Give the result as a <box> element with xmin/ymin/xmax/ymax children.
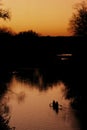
<box><xmin>0</xmin><ymin>31</ymin><xmax>87</xmax><ymax>130</ymax></box>
<box><xmin>0</xmin><ymin>31</ymin><xmax>87</xmax><ymax>68</ymax></box>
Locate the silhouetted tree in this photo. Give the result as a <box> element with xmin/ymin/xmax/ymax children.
<box><xmin>69</xmin><ymin>1</ymin><xmax>87</xmax><ymax>36</ymax></box>
<box><xmin>18</xmin><ymin>30</ymin><xmax>40</xmax><ymax>38</ymax></box>
<box><xmin>0</xmin><ymin>1</ymin><xmax>10</xmax><ymax>20</ymax></box>
<box><xmin>0</xmin><ymin>9</ymin><xmax>10</xmax><ymax>20</ymax></box>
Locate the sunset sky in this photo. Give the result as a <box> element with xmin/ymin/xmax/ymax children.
<box><xmin>0</xmin><ymin>0</ymin><xmax>80</xmax><ymax>36</ymax></box>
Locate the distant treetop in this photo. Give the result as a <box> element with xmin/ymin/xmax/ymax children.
<box><xmin>18</xmin><ymin>30</ymin><xmax>40</xmax><ymax>37</ymax></box>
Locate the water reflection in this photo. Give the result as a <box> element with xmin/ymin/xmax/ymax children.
<box><xmin>57</xmin><ymin>53</ymin><xmax>72</xmax><ymax>61</ymax></box>
<box><xmin>0</xmin><ymin>70</ymin><xmax>81</xmax><ymax>130</ymax></box>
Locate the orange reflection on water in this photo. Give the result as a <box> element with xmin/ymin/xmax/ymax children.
<box><xmin>58</xmin><ymin>54</ymin><xmax>72</xmax><ymax>57</ymax></box>
<box><xmin>2</xmin><ymin>75</ymin><xmax>80</xmax><ymax>130</ymax></box>
<box><xmin>57</xmin><ymin>53</ymin><xmax>72</xmax><ymax>61</ymax></box>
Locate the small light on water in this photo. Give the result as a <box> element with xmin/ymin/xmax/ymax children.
<box><xmin>58</xmin><ymin>54</ymin><xmax>72</xmax><ymax>57</ymax></box>
<box><xmin>57</xmin><ymin>53</ymin><xmax>72</xmax><ymax>61</ymax></box>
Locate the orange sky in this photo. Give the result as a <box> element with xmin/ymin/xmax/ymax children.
<box><xmin>0</xmin><ymin>0</ymin><xmax>81</xmax><ymax>36</ymax></box>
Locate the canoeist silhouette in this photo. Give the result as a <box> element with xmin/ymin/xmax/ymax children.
<box><xmin>49</xmin><ymin>100</ymin><xmax>62</xmax><ymax>113</ymax></box>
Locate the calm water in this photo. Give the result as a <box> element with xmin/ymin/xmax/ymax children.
<box><xmin>0</xmin><ymin>69</ymin><xmax>81</xmax><ymax>130</ymax></box>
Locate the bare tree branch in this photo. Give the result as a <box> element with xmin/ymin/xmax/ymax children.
<box><xmin>0</xmin><ymin>0</ymin><xmax>11</xmax><ymax>20</ymax></box>
<box><xmin>0</xmin><ymin>9</ymin><xmax>10</xmax><ymax>20</ymax></box>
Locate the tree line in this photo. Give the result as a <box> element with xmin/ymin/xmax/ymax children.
<box><xmin>0</xmin><ymin>0</ymin><xmax>87</xmax><ymax>36</ymax></box>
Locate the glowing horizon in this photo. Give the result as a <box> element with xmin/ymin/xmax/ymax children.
<box><xmin>0</xmin><ymin>0</ymin><xmax>80</xmax><ymax>36</ymax></box>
